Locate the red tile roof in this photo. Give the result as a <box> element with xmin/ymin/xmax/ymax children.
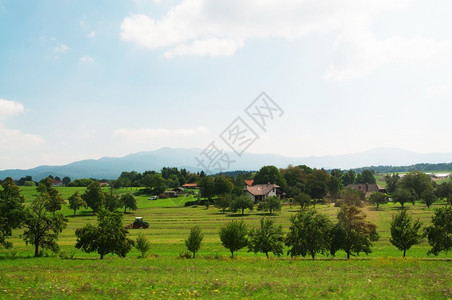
<box><xmin>183</xmin><ymin>183</ymin><xmax>197</xmax><ymax>188</ymax></box>
<box><xmin>244</xmin><ymin>180</ymin><xmax>254</xmax><ymax>187</ymax></box>
<box><xmin>245</xmin><ymin>183</ymin><xmax>279</xmax><ymax>196</ymax></box>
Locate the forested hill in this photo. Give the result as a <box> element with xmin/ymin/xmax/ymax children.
<box><xmin>352</xmin><ymin>162</ymin><xmax>452</xmax><ymax>174</ymax></box>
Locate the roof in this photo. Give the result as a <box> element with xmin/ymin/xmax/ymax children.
<box><xmin>182</xmin><ymin>183</ymin><xmax>197</xmax><ymax>188</ymax></box>
<box><xmin>345</xmin><ymin>183</ymin><xmax>385</xmax><ymax>196</ymax></box>
<box><xmin>244</xmin><ymin>179</ymin><xmax>254</xmax><ymax>187</ymax></box>
<box><xmin>245</xmin><ymin>183</ymin><xmax>280</xmax><ymax>196</ymax></box>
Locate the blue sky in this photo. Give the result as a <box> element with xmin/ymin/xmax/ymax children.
<box><xmin>1</xmin><ymin>0</ymin><xmax>452</xmax><ymax>170</ymax></box>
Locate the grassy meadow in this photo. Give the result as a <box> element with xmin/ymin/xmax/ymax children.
<box><xmin>1</xmin><ymin>186</ymin><xmax>451</xmax><ymax>299</ymax></box>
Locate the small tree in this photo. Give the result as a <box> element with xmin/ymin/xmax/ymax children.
<box><xmin>219</xmin><ymin>220</ymin><xmax>248</xmax><ymax>258</ymax></box>
<box><xmin>0</xmin><ymin>177</ymin><xmax>25</xmax><ymax>249</ymax></box>
<box><xmin>75</xmin><ymin>211</ymin><xmax>134</xmax><ymax>259</ymax></box>
<box><xmin>37</xmin><ymin>177</ymin><xmax>66</xmax><ymax>216</ymax></box>
<box><xmin>248</xmin><ymin>218</ymin><xmax>284</xmax><ymax>259</ymax></box>
<box><xmin>230</xmin><ymin>195</ymin><xmax>254</xmax><ymax>215</ymax></box>
<box><xmin>104</xmin><ymin>193</ymin><xmax>122</xmax><ymax>212</ymax></box>
<box><xmin>425</xmin><ymin>206</ymin><xmax>452</xmax><ymax>256</ymax></box>
<box><xmin>215</xmin><ymin>193</ymin><xmax>233</xmax><ymax>214</ymax></box>
<box><xmin>393</xmin><ymin>188</ymin><xmax>415</xmax><ymax>208</ymax></box>
<box><xmin>121</xmin><ymin>193</ymin><xmax>137</xmax><ymax>213</ymax></box>
<box><xmin>22</xmin><ymin>194</ymin><xmax>68</xmax><ymax>257</ymax></box>
<box><xmin>390</xmin><ymin>209</ymin><xmax>423</xmax><ymax>257</ymax></box>
<box><xmin>285</xmin><ymin>208</ymin><xmax>332</xmax><ymax>259</ymax></box>
<box><xmin>68</xmin><ymin>191</ymin><xmax>86</xmax><ymax>216</ymax></box>
<box><xmin>368</xmin><ymin>192</ymin><xmax>388</xmax><ymax>210</ymax></box>
<box><xmin>422</xmin><ymin>190</ymin><xmax>437</xmax><ymax>208</ymax></box>
<box><xmin>257</xmin><ymin>196</ymin><xmax>282</xmax><ymax>215</ymax></box>
<box><xmin>185</xmin><ymin>226</ymin><xmax>204</xmax><ymax>258</ymax></box>
<box><xmin>82</xmin><ymin>182</ymin><xmax>105</xmax><ymax>215</ymax></box>
<box><xmin>294</xmin><ymin>192</ymin><xmax>311</xmax><ymax>208</ymax></box>
<box><xmin>135</xmin><ymin>233</ymin><xmax>151</xmax><ymax>258</ymax></box>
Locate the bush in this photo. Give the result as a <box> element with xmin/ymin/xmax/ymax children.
<box><xmin>135</xmin><ymin>233</ymin><xmax>151</xmax><ymax>258</ymax></box>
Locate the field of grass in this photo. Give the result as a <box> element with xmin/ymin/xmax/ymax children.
<box><xmin>1</xmin><ymin>186</ymin><xmax>451</xmax><ymax>299</ymax></box>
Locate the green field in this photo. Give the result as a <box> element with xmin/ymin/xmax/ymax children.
<box><xmin>1</xmin><ymin>187</ymin><xmax>451</xmax><ymax>299</ymax></box>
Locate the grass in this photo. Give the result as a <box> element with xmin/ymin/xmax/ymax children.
<box><xmin>1</xmin><ymin>186</ymin><xmax>451</xmax><ymax>299</ymax></box>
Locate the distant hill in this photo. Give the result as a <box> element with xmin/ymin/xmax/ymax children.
<box><xmin>0</xmin><ymin>147</ymin><xmax>451</xmax><ymax>181</ymax></box>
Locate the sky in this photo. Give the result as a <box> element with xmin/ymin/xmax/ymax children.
<box><xmin>1</xmin><ymin>0</ymin><xmax>452</xmax><ymax>170</ymax></box>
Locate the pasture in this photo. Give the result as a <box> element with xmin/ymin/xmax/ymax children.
<box><xmin>1</xmin><ymin>186</ymin><xmax>451</xmax><ymax>299</ymax></box>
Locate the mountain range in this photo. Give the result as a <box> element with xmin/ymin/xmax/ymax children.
<box><xmin>0</xmin><ymin>147</ymin><xmax>451</xmax><ymax>181</ymax></box>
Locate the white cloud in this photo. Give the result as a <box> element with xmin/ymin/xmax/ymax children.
<box><xmin>120</xmin><ymin>0</ymin><xmax>410</xmax><ymax>57</ymax></box>
<box><xmin>113</xmin><ymin>126</ymin><xmax>210</xmax><ymax>140</ymax></box>
<box><xmin>428</xmin><ymin>76</ymin><xmax>452</xmax><ymax>97</ymax></box>
<box><xmin>0</xmin><ymin>98</ymin><xmax>24</xmax><ymax>120</ymax></box>
<box><xmin>87</xmin><ymin>31</ymin><xmax>96</xmax><ymax>38</ymax></box>
<box><xmin>79</xmin><ymin>55</ymin><xmax>95</xmax><ymax>63</ymax></box>
<box><xmin>0</xmin><ymin>125</ymin><xmax>45</xmax><ymax>151</ymax></box>
<box><xmin>53</xmin><ymin>43</ymin><xmax>69</xmax><ymax>53</ymax></box>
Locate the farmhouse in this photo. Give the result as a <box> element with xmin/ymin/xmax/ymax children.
<box><xmin>244</xmin><ymin>183</ymin><xmax>281</xmax><ymax>202</ymax></box>
<box><xmin>345</xmin><ymin>183</ymin><xmax>386</xmax><ymax>197</ymax></box>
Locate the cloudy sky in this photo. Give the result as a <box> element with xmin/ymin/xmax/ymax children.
<box><xmin>1</xmin><ymin>0</ymin><xmax>451</xmax><ymax>170</ymax></box>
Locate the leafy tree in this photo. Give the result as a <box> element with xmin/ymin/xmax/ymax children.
<box><xmin>22</xmin><ymin>194</ymin><xmax>67</xmax><ymax>257</ymax></box>
<box><xmin>384</xmin><ymin>173</ymin><xmax>400</xmax><ymax>194</ymax></box>
<box><xmin>23</xmin><ymin>181</ymin><xmax>35</xmax><ymax>187</ymax></box>
<box><xmin>285</xmin><ymin>208</ymin><xmax>332</xmax><ymax>259</ymax></box>
<box><xmin>422</xmin><ymin>190</ymin><xmax>437</xmax><ymax>208</ymax></box>
<box><xmin>248</xmin><ymin>218</ymin><xmax>284</xmax><ymax>258</ymax></box>
<box><xmin>219</xmin><ymin>220</ymin><xmax>248</xmax><ymax>258</ymax></box>
<box><xmin>253</xmin><ymin>166</ymin><xmax>287</xmax><ymax>189</ymax></box>
<box><xmin>356</xmin><ymin>169</ymin><xmax>376</xmax><ymax>184</ymax></box>
<box><xmin>306</xmin><ymin>169</ymin><xmax>329</xmax><ymax>200</ymax></box>
<box><xmin>436</xmin><ymin>181</ymin><xmax>452</xmax><ymax>205</ymax></box>
<box><xmin>425</xmin><ymin>206</ymin><xmax>452</xmax><ymax>256</ymax></box>
<box><xmin>368</xmin><ymin>192</ymin><xmax>388</xmax><ymax>210</ymax></box>
<box><xmin>198</xmin><ymin>176</ymin><xmax>215</xmax><ymax>201</ymax></box>
<box><xmin>82</xmin><ymin>181</ymin><xmax>105</xmax><ymax>214</ymax></box>
<box><xmin>62</xmin><ymin>176</ymin><xmax>71</xmax><ymax>186</ymax></box>
<box><xmin>230</xmin><ymin>195</ymin><xmax>254</xmax><ymax>215</ymax></box>
<box><xmin>330</xmin><ymin>205</ymin><xmax>379</xmax><ymax>259</ymax></box>
<box><xmin>327</xmin><ymin>175</ymin><xmax>343</xmax><ymax>200</ymax></box>
<box><xmin>214</xmin><ymin>175</ymin><xmax>233</xmax><ymax>195</ymax></box>
<box><xmin>104</xmin><ymin>193</ymin><xmax>121</xmax><ymax>212</ymax></box>
<box><xmin>293</xmin><ymin>192</ymin><xmax>311</xmax><ymax>208</ymax></box>
<box><xmin>215</xmin><ymin>193</ymin><xmax>233</xmax><ymax>214</ymax></box>
<box><xmin>342</xmin><ymin>170</ymin><xmax>356</xmax><ymax>186</ymax></box>
<box><xmin>121</xmin><ymin>193</ymin><xmax>137</xmax><ymax>213</ymax></box>
<box><xmin>0</xmin><ymin>177</ymin><xmax>25</xmax><ymax>249</ymax></box>
<box><xmin>142</xmin><ymin>173</ymin><xmax>167</xmax><ymax>195</ymax></box>
<box><xmin>257</xmin><ymin>196</ymin><xmax>282</xmax><ymax>215</ymax></box>
<box><xmin>75</xmin><ymin>211</ymin><xmax>134</xmax><ymax>259</ymax></box>
<box><xmin>398</xmin><ymin>171</ymin><xmax>433</xmax><ymax>200</ymax></box>
<box><xmin>68</xmin><ymin>191</ymin><xmax>86</xmax><ymax>216</ymax></box>
<box><xmin>393</xmin><ymin>188</ymin><xmax>415</xmax><ymax>208</ymax></box>
<box><xmin>37</xmin><ymin>177</ymin><xmax>65</xmax><ymax>216</ymax></box>
<box><xmin>135</xmin><ymin>233</ymin><xmax>151</xmax><ymax>258</ymax></box>
<box><xmin>17</xmin><ymin>175</ymin><xmax>33</xmax><ymax>186</ymax></box>
<box><xmin>280</xmin><ymin>165</ymin><xmax>308</xmax><ymax>197</ymax></box>
<box><xmin>390</xmin><ymin>209</ymin><xmax>423</xmax><ymax>257</ymax></box>
<box><xmin>185</xmin><ymin>226</ymin><xmax>204</xmax><ymax>258</ymax></box>
<box><xmin>339</xmin><ymin>188</ymin><xmax>365</xmax><ymax>207</ymax></box>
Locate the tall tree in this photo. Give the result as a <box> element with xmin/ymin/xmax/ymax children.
<box><xmin>0</xmin><ymin>177</ymin><xmax>25</xmax><ymax>249</ymax></box>
<box><xmin>390</xmin><ymin>209</ymin><xmax>423</xmax><ymax>257</ymax></box>
<box><xmin>327</xmin><ymin>175</ymin><xmax>343</xmax><ymax>200</ymax></box>
<box><xmin>398</xmin><ymin>171</ymin><xmax>433</xmax><ymax>200</ymax></box>
<box><xmin>342</xmin><ymin>170</ymin><xmax>356</xmax><ymax>186</ymax></box>
<box><xmin>198</xmin><ymin>176</ymin><xmax>215</xmax><ymax>201</ymax></box>
<box><xmin>436</xmin><ymin>181</ymin><xmax>452</xmax><ymax>205</ymax></box>
<box><xmin>253</xmin><ymin>166</ymin><xmax>287</xmax><ymax>189</ymax></box>
<box><xmin>121</xmin><ymin>193</ymin><xmax>137</xmax><ymax>213</ymax></box>
<box><xmin>62</xmin><ymin>176</ymin><xmax>71</xmax><ymax>186</ymax></box>
<box><xmin>68</xmin><ymin>191</ymin><xmax>86</xmax><ymax>217</ymax></box>
<box><xmin>82</xmin><ymin>181</ymin><xmax>105</xmax><ymax>215</ymax></box>
<box><xmin>214</xmin><ymin>175</ymin><xmax>233</xmax><ymax>195</ymax></box>
<box><xmin>422</xmin><ymin>190</ymin><xmax>437</xmax><ymax>208</ymax></box>
<box><xmin>37</xmin><ymin>177</ymin><xmax>65</xmax><ymax>216</ymax></box>
<box><xmin>330</xmin><ymin>205</ymin><xmax>379</xmax><ymax>259</ymax></box>
<box><xmin>22</xmin><ymin>194</ymin><xmax>67</xmax><ymax>257</ymax></box>
<box><xmin>142</xmin><ymin>173</ymin><xmax>167</xmax><ymax>195</ymax></box>
<box><xmin>306</xmin><ymin>169</ymin><xmax>329</xmax><ymax>200</ymax></box>
<box><xmin>356</xmin><ymin>169</ymin><xmax>376</xmax><ymax>184</ymax></box>
<box><xmin>285</xmin><ymin>208</ymin><xmax>332</xmax><ymax>259</ymax></box>
<box><xmin>384</xmin><ymin>173</ymin><xmax>400</xmax><ymax>194</ymax></box>
<box><xmin>219</xmin><ymin>220</ymin><xmax>248</xmax><ymax>258</ymax></box>
<box><xmin>248</xmin><ymin>218</ymin><xmax>284</xmax><ymax>259</ymax></box>
<box><xmin>425</xmin><ymin>206</ymin><xmax>452</xmax><ymax>256</ymax></box>
<box><xmin>75</xmin><ymin>211</ymin><xmax>134</xmax><ymax>259</ymax></box>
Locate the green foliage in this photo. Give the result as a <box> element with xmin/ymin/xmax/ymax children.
<box><xmin>37</xmin><ymin>177</ymin><xmax>66</xmax><ymax>215</ymax></box>
<box><xmin>398</xmin><ymin>171</ymin><xmax>433</xmax><ymax>200</ymax></box>
<box><xmin>253</xmin><ymin>166</ymin><xmax>287</xmax><ymax>189</ymax></box>
<box><xmin>198</xmin><ymin>176</ymin><xmax>215</xmax><ymax>200</ymax></box>
<box><xmin>257</xmin><ymin>196</ymin><xmax>281</xmax><ymax>215</ymax></box>
<box><xmin>121</xmin><ymin>193</ymin><xmax>137</xmax><ymax>213</ymax></box>
<box><xmin>219</xmin><ymin>220</ymin><xmax>248</xmax><ymax>258</ymax></box>
<box><xmin>214</xmin><ymin>175</ymin><xmax>233</xmax><ymax>195</ymax></box>
<box><xmin>306</xmin><ymin>169</ymin><xmax>329</xmax><ymax>200</ymax></box>
<box><xmin>285</xmin><ymin>208</ymin><xmax>332</xmax><ymax>259</ymax></box>
<box><xmin>22</xmin><ymin>194</ymin><xmax>67</xmax><ymax>256</ymax></box>
<box><xmin>338</xmin><ymin>188</ymin><xmax>365</xmax><ymax>207</ymax></box>
<box><xmin>82</xmin><ymin>182</ymin><xmax>105</xmax><ymax>214</ymax></box>
<box><xmin>393</xmin><ymin>188</ymin><xmax>415</xmax><ymax>208</ymax></box>
<box><xmin>248</xmin><ymin>218</ymin><xmax>284</xmax><ymax>258</ymax></box>
<box><xmin>384</xmin><ymin>173</ymin><xmax>400</xmax><ymax>194</ymax></box>
<box><xmin>230</xmin><ymin>195</ymin><xmax>254</xmax><ymax>215</ymax></box>
<box><xmin>67</xmin><ymin>191</ymin><xmax>85</xmax><ymax>216</ymax></box>
<box><xmin>422</xmin><ymin>189</ymin><xmax>437</xmax><ymax>208</ymax></box>
<box><xmin>327</xmin><ymin>175</ymin><xmax>343</xmax><ymax>200</ymax></box>
<box><xmin>368</xmin><ymin>192</ymin><xmax>388</xmax><ymax>210</ymax></box>
<box><xmin>293</xmin><ymin>192</ymin><xmax>311</xmax><ymax>208</ymax></box>
<box><xmin>330</xmin><ymin>205</ymin><xmax>379</xmax><ymax>259</ymax></box>
<box><xmin>390</xmin><ymin>209</ymin><xmax>423</xmax><ymax>257</ymax></box>
<box><xmin>0</xmin><ymin>177</ymin><xmax>25</xmax><ymax>248</ymax></box>
<box><xmin>75</xmin><ymin>211</ymin><xmax>134</xmax><ymax>259</ymax></box>
<box><xmin>104</xmin><ymin>193</ymin><xmax>121</xmax><ymax>212</ymax></box>
<box><xmin>185</xmin><ymin>226</ymin><xmax>204</xmax><ymax>258</ymax></box>
<box><xmin>425</xmin><ymin>206</ymin><xmax>452</xmax><ymax>256</ymax></box>
<box><xmin>135</xmin><ymin>233</ymin><xmax>151</xmax><ymax>258</ymax></box>
<box><xmin>62</xmin><ymin>176</ymin><xmax>71</xmax><ymax>186</ymax></box>
<box><xmin>356</xmin><ymin>169</ymin><xmax>376</xmax><ymax>184</ymax></box>
<box><xmin>436</xmin><ymin>181</ymin><xmax>452</xmax><ymax>205</ymax></box>
<box><xmin>142</xmin><ymin>173</ymin><xmax>167</xmax><ymax>195</ymax></box>
<box><xmin>215</xmin><ymin>193</ymin><xmax>233</xmax><ymax>213</ymax></box>
<box><xmin>67</xmin><ymin>178</ymin><xmax>95</xmax><ymax>187</ymax></box>
<box><xmin>342</xmin><ymin>170</ymin><xmax>356</xmax><ymax>186</ymax></box>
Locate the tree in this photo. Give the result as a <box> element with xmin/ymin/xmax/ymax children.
<box><xmin>330</xmin><ymin>205</ymin><xmax>379</xmax><ymax>259</ymax></box>
<box><xmin>257</xmin><ymin>196</ymin><xmax>282</xmax><ymax>215</ymax></box>
<box><xmin>285</xmin><ymin>208</ymin><xmax>332</xmax><ymax>259</ymax></box>
<box><xmin>68</xmin><ymin>191</ymin><xmax>86</xmax><ymax>216</ymax></box>
<box><xmin>339</xmin><ymin>188</ymin><xmax>365</xmax><ymax>207</ymax></box>
<box><xmin>214</xmin><ymin>175</ymin><xmax>233</xmax><ymax>195</ymax></box>
<box><xmin>104</xmin><ymin>193</ymin><xmax>121</xmax><ymax>212</ymax></box>
<box><xmin>135</xmin><ymin>233</ymin><xmax>151</xmax><ymax>258</ymax></box>
<box><xmin>356</xmin><ymin>169</ymin><xmax>376</xmax><ymax>184</ymax></box>
<box><xmin>37</xmin><ymin>177</ymin><xmax>65</xmax><ymax>216</ymax></box>
<box><xmin>75</xmin><ymin>211</ymin><xmax>134</xmax><ymax>259</ymax></box>
<box><xmin>215</xmin><ymin>193</ymin><xmax>233</xmax><ymax>214</ymax></box>
<box><xmin>230</xmin><ymin>195</ymin><xmax>254</xmax><ymax>215</ymax></box>
<box><xmin>306</xmin><ymin>169</ymin><xmax>329</xmax><ymax>200</ymax></box>
<box><xmin>0</xmin><ymin>177</ymin><xmax>25</xmax><ymax>249</ymax></box>
<box><xmin>398</xmin><ymin>171</ymin><xmax>433</xmax><ymax>201</ymax></box>
<box><xmin>219</xmin><ymin>220</ymin><xmax>248</xmax><ymax>258</ymax></box>
<box><xmin>384</xmin><ymin>173</ymin><xmax>400</xmax><ymax>194</ymax></box>
<box><xmin>436</xmin><ymin>181</ymin><xmax>452</xmax><ymax>205</ymax></box>
<box><xmin>253</xmin><ymin>166</ymin><xmax>287</xmax><ymax>189</ymax></box>
<box><xmin>393</xmin><ymin>188</ymin><xmax>415</xmax><ymax>208</ymax></box>
<box><xmin>293</xmin><ymin>192</ymin><xmax>311</xmax><ymax>208</ymax></box>
<box><xmin>22</xmin><ymin>194</ymin><xmax>67</xmax><ymax>257</ymax></box>
<box><xmin>368</xmin><ymin>192</ymin><xmax>388</xmax><ymax>210</ymax></box>
<box><xmin>82</xmin><ymin>181</ymin><xmax>105</xmax><ymax>214</ymax></box>
<box><xmin>425</xmin><ymin>206</ymin><xmax>452</xmax><ymax>256</ymax></box>
<box><xmin>120</xmin><ymin>193</ymin><xmax>137</xmax><ymax>213</ymax></box>
<box><xmin>327</xmin><ymin>175</ymin><xmax>343</xmax><ymax>200</ymax></box>
<box><xmin>198</xmin><ymin>176</ymin><xmax>215</xmax><ymax>201</ymax></box>
<box><xmin>185</xmin><ymin>226</ymin><xmax>204</xmax><ymax>258</ymax></box>
<box><xmin>62</xmin><ymin>176</ymin><xmax>71</xmax><ymax>186</ymax></box>
<box><xmin>342</xmin><ymin>170</ymin><xmax>356</xmax><ymax>186</ymax></box>
<box><xmin>248</xmin><ymin>218</ymin><xmax>284</xmax><ymax>258</ymax></box>
<box><xmin>390</xmin><ymin>209</ymin><xmax>423</xmax><ymax>257</ymax></box>
<box><xmin>142</xmin><ymin>173</ymin><xmax>167</xmax><ymax>195</ymax></box>
<box><xmin>422</xmin><ymin>190</ymin><xmax>437</xmax><ymax>208</ymax></box>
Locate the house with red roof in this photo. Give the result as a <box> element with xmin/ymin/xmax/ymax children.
<box><xmin>244</xmin><ymin>183</ymin><xmax>281</xmax><ymax>202</ymax></box>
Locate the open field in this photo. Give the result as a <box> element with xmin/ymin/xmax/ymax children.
<box><xmin>1</xmin><ymin>187</ymin><xmax>451</xmax><ymax>299</ymax></box>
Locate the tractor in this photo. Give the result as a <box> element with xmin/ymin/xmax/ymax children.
<box><xmin>126</xmin><ymin>217</ymin><xmax>149</xmax><ymax>229</ymax></box>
